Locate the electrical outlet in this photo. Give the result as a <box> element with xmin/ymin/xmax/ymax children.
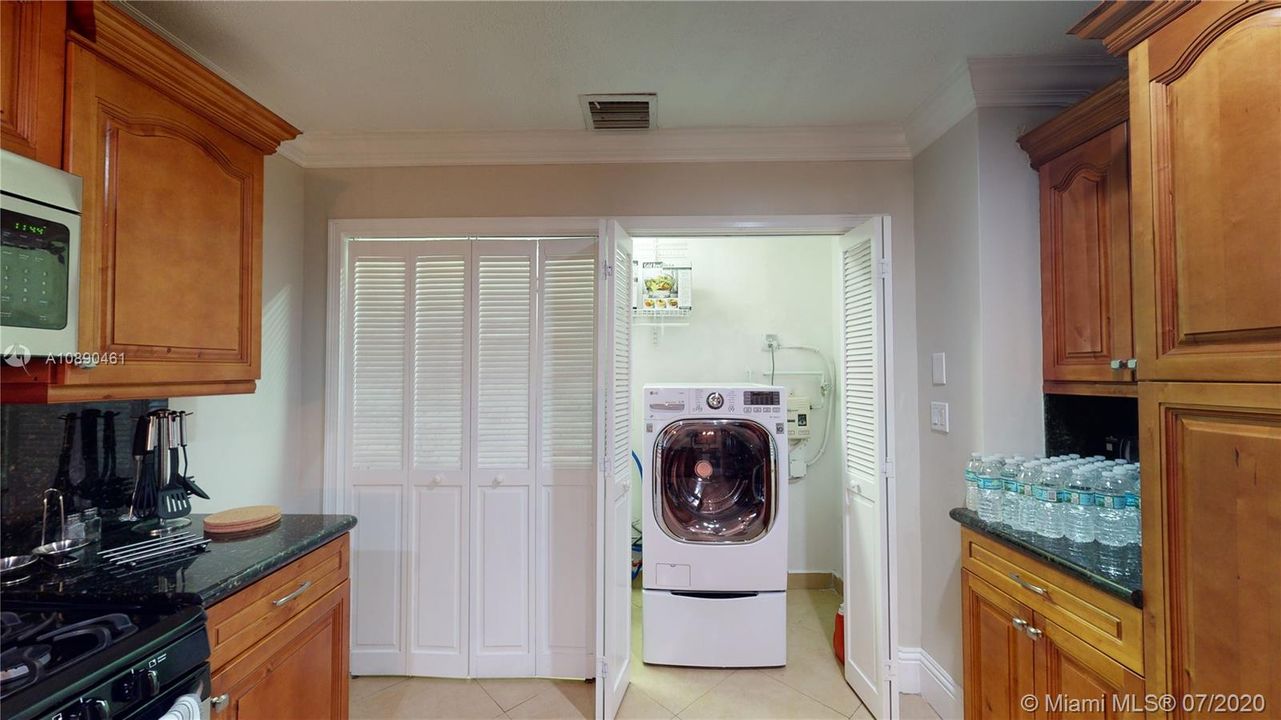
<box><xmin>930</xmin><ymin>401</ymin><xmax>950</xmax><ymax>433</ymax></box>
<box><xmin>764</xmin><ymin>333</ymin><xmax>780</xmax><ymax>351</ymax></box>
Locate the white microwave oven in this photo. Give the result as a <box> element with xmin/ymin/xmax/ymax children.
<box><xmin>0</xmin><ymin>149</ymin><xmax>82</xmax><ymax>357</ymax></box>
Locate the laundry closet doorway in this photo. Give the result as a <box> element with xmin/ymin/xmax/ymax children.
<box><xmin>326</xmin><ymin>220</ymin><xmax>604</xmax><ymax>680</ymax></box>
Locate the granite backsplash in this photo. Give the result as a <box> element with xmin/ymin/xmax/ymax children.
<box><xmin>1</xmin><ymin>399</ymin><xmax>165</xmax><ymax>547</ymax></box>
<box><xmin>1044</xmin><ymin>393</ymin><xmax>1138</xmax><ymax>459</ymax></box>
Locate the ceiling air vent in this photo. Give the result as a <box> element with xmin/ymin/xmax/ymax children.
<box><xmin>580</xmin><ymin>93</ymin><xmax>657</xmax><ymax>131</ymax></box>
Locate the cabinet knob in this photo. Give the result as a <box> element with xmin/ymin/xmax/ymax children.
<box><xmin>493</xmin><ymin>474</ymin><xmax>505</xmax><ymax>486</ymax></box>
<box><xmin>431</xmin><ymin>474</ymin><xmax>444</xmax><ymax>486</ymax></box>
<box><xmin>1125</xmin><ymin>358</ymin><xmax>1137</xmax><ymax>370</ymax></box>
<box><xmin>212</xmin><ymin>694</ymin><xmax>231</xmax><ymax>711</ymax></box>
<box><xmin>1109</xmin><ymin>359</ymin><xmax>1124</xmax><ymax>370</ymax></box>
<box><xmin>1025</xmin><ymin>627</ymin><xmax>1044</xmax><ymax>641</ymax></box>
<box><xmin>1011</xmin><ymin>617</ymin><xmax>1028</xmax><ymax>631</ymax></box>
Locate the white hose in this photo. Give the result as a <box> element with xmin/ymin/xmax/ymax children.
<box><xmin>776</xmin><ymin>345</ymin><xmax>837</xmax><ymax>467</ymax></box>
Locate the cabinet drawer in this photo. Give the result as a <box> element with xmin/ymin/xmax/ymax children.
<box><xmin>207</xmin><ymin>536</ymin><xmax>350</xmax><ymax>672</ymax></box>
<box><xmin>960</xmin><ymin>528</ymin><xmax>1142</xmax><ymax>674</ymax></box>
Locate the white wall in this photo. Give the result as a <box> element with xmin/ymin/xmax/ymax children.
<box><xmin>629</xmin><ymin>235</ymin><xmax>843</xmax><ymax>575</ymax></box>
<box><xmin>912</xmin><ymin>107</ymin><xmax>1051</xmax><ymax>712</ymax></box>
<box><xmin>171</xmin><ymin>154</ymin><xmax>312</xmax><ymax>513</ymax></box>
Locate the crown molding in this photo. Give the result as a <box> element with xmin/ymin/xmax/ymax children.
<box><xmin>280</xmin><ymin>125</ymin><xmax>912</xmax><ymax>168</ymax></box>
<box><xmin>906</xmin><ymin>55</ymin><xmax>1124</xmax><ymax>155</ymax></box>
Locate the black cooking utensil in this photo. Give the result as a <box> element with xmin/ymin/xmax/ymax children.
<box><xmin>78</xmin><ymin>409</ymin><xmax>100</xmax><ymax>505</ymax></box>
<box><xmin>156</xmin><ymin>412</ymin><xmax>192</xmax><ymax>520</ymax></box>
<box><xmin>175</xmin><ymin>411</ymin><xmax>209</xmax><ymax>499</ymax></box>
<box><xmin>51</xmin><ymin>414</ymin><xmax>77</xmax><ymax>510</ymax></box>
<box><xmin>127</xmin><ymin>414</ymin><xmax>156</xmax><ymax>520</ymax></box>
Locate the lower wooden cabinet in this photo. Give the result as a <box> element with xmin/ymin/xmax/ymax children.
<box><xmin>962</xmin><ymin>571</ymin><xmax>1036</xmax><ymax>720</ymax></box>
<box><xmin>961</xmin><ymin>529</ymin><xmax>1148</xmax><ymax>720</ymax></box>
<box><xmin>211</xmin><ymin>581</ymin><xmax>350</xmax><ymax>720</ymax></box>
<box><xmin>1139</xmin><ymin>382</ymin><xmax>1281</xmax><ymax>715</ymax></box>
<box><xmin>207</xmin><ymin>536</ymin><xmax>352</xmax><ymax>720</ymax></box>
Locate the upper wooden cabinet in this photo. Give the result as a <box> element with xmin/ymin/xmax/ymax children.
<box><xmin>1138</xmin><ymin>382</ymin><xmax>1281</xmax><ymax>715</ymax></box>
<box><xmin>1125</xmin><ymin>2</ymin><xmax>1281</xmax><ymax>382</ymax></box>
<box><xmin>1</xmin><ymin>2</ymin><xmax>299</xmax><ymax>402</ymax></box>
<box><xmin>1019</xmin><ymin>80</ymin><xmax>1135</xmax><ymax>392</ymax></box>
<box><xmin>1</xmin><ymin>0</ymin><xmax>66</xmax><ymax>166</ymax></box>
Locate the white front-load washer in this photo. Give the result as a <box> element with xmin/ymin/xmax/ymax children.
<box><xmin>641</xmin><ymin>384</ymin><xmax>788</xmax><ymax>667</ymax></box>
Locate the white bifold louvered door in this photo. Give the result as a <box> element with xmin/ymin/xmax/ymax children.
<box><xmin>596</xmin><ymin>221</ymin><xmax>633</xmax><ymax>720</ymax></box>
<box><xmin>345</xmin><ymin>237</ymin><xmax>597</xmax><ymax>680</ymax></box>
<box><xmin>537</xmin><ymin>238</ymin><xmax>599</xmax><ymax>677</ymax></box>
<box><xmin>839</xmin><ymin>219</ymin><xmax>892</xmax><ymax>720</ymax></box>
<box><xmin>470</xmin><ymin>241</ymin><xmax>538</xmax><ymax>677</ymax></box>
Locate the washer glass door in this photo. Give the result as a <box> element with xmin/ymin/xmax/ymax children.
<box><xmin>653</xmin><ymin>419</ymin><xmax>776</xmax><ymax>543</ymax></box>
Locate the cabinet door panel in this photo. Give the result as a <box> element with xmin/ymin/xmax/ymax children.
<box><xmin>1140</xmin><ymin>382</ymin><xmax>1281</xmax><ymax>712</ymax></box>
<box><xmin>1036</xmin><ymin>618</ymin><xmax>1144</xmax><ymax>720</ymax></box>
<box><xmin>963</xmin><ymin>570</ymin><xmax>1037</xmax><ymax>720</ymax></box>
<box><xmin>1</xmin><ymin>0</ymin><xmax>64</xmax><ymax>165</ymax></box>
<box><xmin>64</xmin><ymin>44</ymin><xmax>262</xmax><ymax>385</ymax></box>
<box><xmin>408</xmin><ymin>484</ymin><xmax>468</xmax><ymax>676</ymax></box>
<box><xmin>213</xmin><ymin>581</ymin><xmax>350</xmax><ymax>720</ymax></box>
<box><xmin>471</xmin><ymin>484</ymin><xmax>533</xmax><ymax>676</ymax></box>
<box><xmin>1040</xmin><ymin>124</ymin><xmax>1133</xmax><ymax>383</ymax></box>
<box><xmin>1130</xmin><ymin>4</ymin><xmax>1281</xmax><ymax>381</ymax></box>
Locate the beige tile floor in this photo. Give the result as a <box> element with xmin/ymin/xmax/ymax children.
<box><xmin>350</xmin><ymin>589</ymin><xmax>942</xmax><ymax>720</ymax></box>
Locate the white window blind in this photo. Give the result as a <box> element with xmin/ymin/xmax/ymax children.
<box><xmin>612</xmin><ymin>243</ymin><xmax>633</xmax><ymax>485</ymax></box>
<box><xmin>475</xmin><ymin>252</ymin><xmax>534</xmax><ymax>469</ymax></box>
<box><xmin>842</xmin><ymin>240</ymin><xmax>877</xmax><ymax>479</ymax></box>
<box><xmin>540</xmin><ymin>247</ymin><xmax>597</xmax><ymax>468</ymax></box>
<box><xmin>351</xmin><ymin>255</ymin><xmax>408</xmax><ymax>470</ymax></box>
<box><xmin>413</xmin><ymin>253</ymin><xmax>468</xmax><ymax>470</ymax></box>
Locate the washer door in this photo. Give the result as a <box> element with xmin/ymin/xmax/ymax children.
<box><xmin>653</xmin><ymin>419</ymin><xmax>777</xmax><ymax>543</ymax></box>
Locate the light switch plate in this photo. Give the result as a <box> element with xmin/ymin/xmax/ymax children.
<box><xmin>931</xmin><ymin>352</ymin><xmax>947</xmax><ymax>385</ymax></box>
<box><xmin>930</xmin><ymin>401</ymin><xmax>950</xmax><ymax>433</ymax></box>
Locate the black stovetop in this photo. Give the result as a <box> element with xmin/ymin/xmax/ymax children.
<box><xmin>0</xmin><ymin>598</ymin><xmax>204</xmax><ymax>719</ymax></box>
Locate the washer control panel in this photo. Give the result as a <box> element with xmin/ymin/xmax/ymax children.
<box><xmin>644</xmin><ymin>386</ymin><xmax>785</xmax><ymax>422</ymax></box>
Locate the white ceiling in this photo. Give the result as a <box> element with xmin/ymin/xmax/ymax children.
<box><xmin>128</xmin><ymin>1</ymin><xmax>1108</xmax><ymax>135</ymax></box>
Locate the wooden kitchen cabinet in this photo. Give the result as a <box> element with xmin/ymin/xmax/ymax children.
<box><xmin>962</xmin><ymin>571</ymin><xmax>1037</xmax><ymax>720</ymax></box>
<box><xmin>0</xmin><ymin>1</ymin><xmax>299</xmax><ymax>402</ymax></box>
<box><xmin>1137</xmin><ymin>382</ymin><xmax>1281</xmax><ymax>715</ymax></box>
<box><xmin>1</xmin><ymin>0</ymin><xmax>66</xmax><ymax>166</ymax></box>
<box><xmin>208</xmin><ymin>536</ymin><xmax>352</xmax><ymax>720</ymax></box>
<box><xmin>962</xmin><ymin>528</ymin><xmax>1147</xmax><ymax>719</ymax></box>
<box><xmin>1124</xmin><ymin>2</ymin><xmax>1281</xmax><ymax>382</ymax></box>
<box><xmin>1019</xmin><ymin>80</ymin><xmax>1135</xmax><ymax>394</ymax></box>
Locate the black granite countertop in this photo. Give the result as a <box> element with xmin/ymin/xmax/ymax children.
<box><xmin>950</xmin><ymin>508</ymin><xmax>1142</xmax><ymax>608</ymax></box>
<box><xmin>0</xmin><ymin>514</ymin><xmax>356</xmax><ymax>607</ymax></box>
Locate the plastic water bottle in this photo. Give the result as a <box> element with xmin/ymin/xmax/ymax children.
<box><xmin>964</xmin><ymin>453</ymin><xmax>983</xmax><ymax>511</ymax></box>
<box><xmin>976</xmin><ymin>456</ymin><xmax>1005</xmax><ymax>523</ymax></box>
<box><xmin>1013</xmin><ymin>461</ymin><xmax>1043</xmax><ymax>534</ymax></box>
<box><xmin>1121</xmin><ymin>467</ymin><xmax>1142</xmax><ymax>574</ymax></box>
<box><xmin>1000</xmin><ymin>459</ymin><xmax>1024</xmax><ymax>526</ymax></box>
<box><xmin>1063</xmin><ymin>466</ymin><xmax>1099</xmax><ymax>564</ymax></box>
<box><xmin>1095</xmin><ymin>469</ymin><xmax>1131</xmax><ymax>577</ymax></box>
<box><xmin>1033</xmin><ymin>463</ymin><xmax>1068</xmax><ymax>550</ymax></box>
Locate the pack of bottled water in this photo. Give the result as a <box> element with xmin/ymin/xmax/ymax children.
<box><xmin>963</xmin><ymin>453</ymin><xmax>1140</xmax><ymax>576</ymax></box>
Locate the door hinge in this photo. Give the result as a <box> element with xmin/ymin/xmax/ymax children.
<box><xmin>602</xmin><ymin>261</ymin><xmax>615</xmax><ymax>279</ymax></box>
<box><xmin>599</xmin><ymin>657</ymin><xmax>609</xmax><ymax>678</ymax></box>
<box><xmin>877</xmin><ymin>259</ymin><xmax>891</xmax><ymax>278</ymax></box>
<box><xmin>883</xmin><ymin>659</ymin><xmax>896</xmax><ymax>681</ymax></box>
<box><xmin>882</xmin><ymin>458</ymin><xmax>896</xmax><ymax>480</ymax></box>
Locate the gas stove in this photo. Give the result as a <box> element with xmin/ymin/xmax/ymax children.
<box><xmin>0</xmin><ymin>599</ymin><xmax>208</xmax><ymax>720</ymax></box>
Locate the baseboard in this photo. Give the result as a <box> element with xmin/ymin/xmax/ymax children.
<box><xmin>897</xmin><ymin>647</ymin><xmax>961</xmax><ymax>720</ymax></box>
<box><xmin>787</xmin><ymin>571</ymin><xmax>836</xmax><ymax>589</ymax></box>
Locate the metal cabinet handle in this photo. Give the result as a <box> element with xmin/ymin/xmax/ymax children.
<box><xmin>1009</xmin><ymin>573</ymin><xmax>1047</xmax><ymax>596</ymax></box>
<box><xmin>273</xmin><ymin>580</ymin><xmax>313</xmax><ymax>607</ymax></box>
<box><xmin>1126</xmin><ymin>358</ymin><xmax>1137</xmax><ymax>369</ymax></box>
<box><xmin>1025</xmin><ymin>627</ymin><xmax>1044</xmax><ymax>640</ymax></box>
<box><xmin>1011</xmin><ymin>617</ymin><xmax>1028</xmax><ymax>631</ymax></box>
<box><xmin>212</xmin><ymin>694</ymin><xmax>231</xmax><ymax>711</ymax></box>
<box><xmin>1109</xmin><ymin>359</ymin><xmax>1124</xmax><ymax>370</ymax></box>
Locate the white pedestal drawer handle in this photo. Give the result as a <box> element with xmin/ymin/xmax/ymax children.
<box><xmin>273</xmin><ymin>580</ymin><xmax>313</xmax><ymax>607</ymax></box>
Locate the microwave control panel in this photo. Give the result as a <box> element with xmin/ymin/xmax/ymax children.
<box><xmin>1</xmin><ymin>208</ymin><xmax>71</xmax><ymax>330</ymax></box>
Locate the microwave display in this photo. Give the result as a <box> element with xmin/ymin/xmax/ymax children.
<box><xmin>1</xmin><ymin>208</ymin><xmax>71</xmax><ymax>330</ymax></box>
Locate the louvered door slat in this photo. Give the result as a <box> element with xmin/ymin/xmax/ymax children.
<box><xmin>842</xmin><ymin>240</ymin><xmax>878</xmax><ymax>483</ymax></box>
<box><xmin>541</xmin><ymin>251</ymin><xmax>598</xmax><ymax>468</ymax></box>
<box><xmin>413</xmin><ymin>254</ymin><xmax>468</xmax><ymax>470</ymax></box>
<box><xmin>475</xmin><ymin>254</ymin><xmax>534</xmax><ymax>469</ymax></box>
<box><xmin>351</xmin><ymin>256</ymin><xmax>408</xmax><ymax>471</ymax></box>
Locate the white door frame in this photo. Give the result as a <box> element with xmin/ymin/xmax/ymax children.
<box><xmin>322</xmin><ymin>214</ymin><xmax>904</xmax><ymax>714</ymax></box>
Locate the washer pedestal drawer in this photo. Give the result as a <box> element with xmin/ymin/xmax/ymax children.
<box><xmin>641</xmin><ymin>589</ymin><xmax>786</xmax><ymax>668</ymax></box>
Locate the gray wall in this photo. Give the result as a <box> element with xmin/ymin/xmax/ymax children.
<box><xmin>912</xmin><ymin>107</ymin><xmax>1050</xmax><ymax>692</ymax></box>
<box><xmin>171</xmin><ymin>154</ymin><xmax>312</xmax><ymax>512</ymax></box>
